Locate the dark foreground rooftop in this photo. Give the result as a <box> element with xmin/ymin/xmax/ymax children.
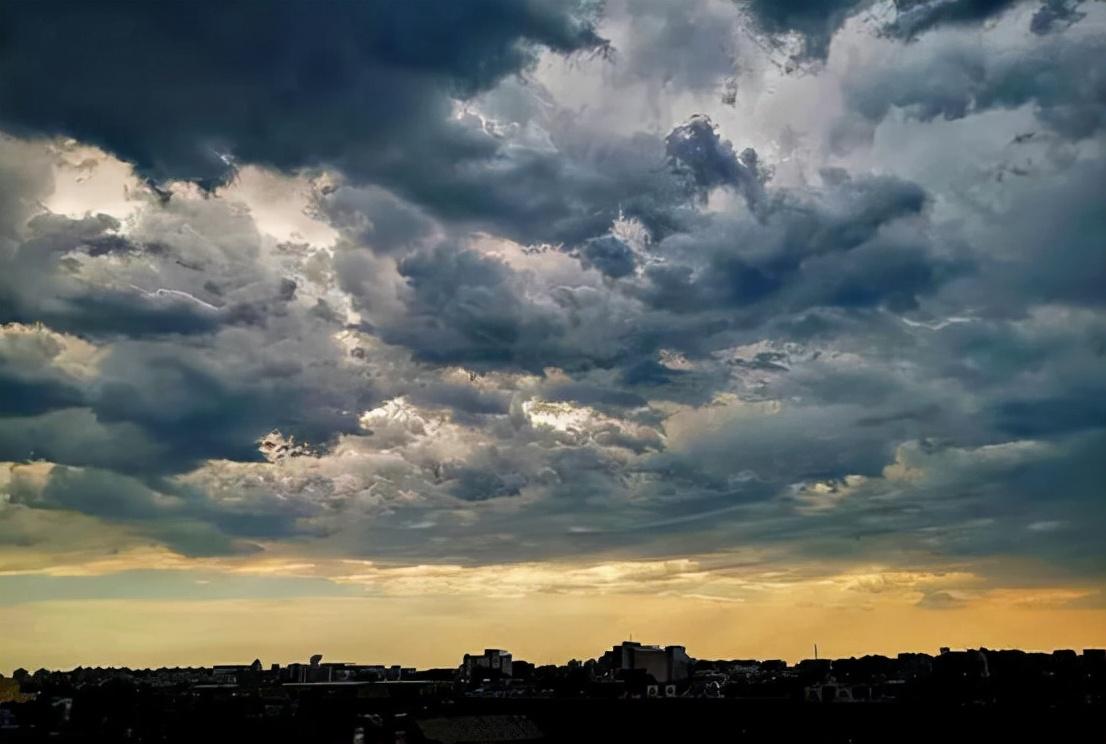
<box><xmin>2</xmin><ymin>646</ymin><xmax>1104</xmax><ymax>742</ymax></box>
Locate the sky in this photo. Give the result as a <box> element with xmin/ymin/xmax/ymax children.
<box><xmin>1</xmin><ymin>0</ymin><xmax>1105</xmax><ymax>671</ymax></box>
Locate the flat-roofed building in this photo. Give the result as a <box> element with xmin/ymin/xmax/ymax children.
<box><xmin>599</xmin><ymin>641</ymin><xmax>691</xmax><ymax>683</ymax></box>
<box><xmin>462</xmin><ymin>649</ymin><xmax>513</xmax><ymax>680</ymax></box>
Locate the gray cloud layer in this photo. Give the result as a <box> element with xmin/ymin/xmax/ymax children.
<box><xmin>0</xmin><ymin>0</ymin><xmax>1103</xmax><ymax>595</ymax></box>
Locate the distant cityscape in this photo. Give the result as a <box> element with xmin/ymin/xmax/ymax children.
<box><xmin>2</xmin><ymin>641</ymin><xmax>1104</xmax><ymax>742</ymax></box>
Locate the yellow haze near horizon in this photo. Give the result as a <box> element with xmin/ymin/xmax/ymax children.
<box><xmin>2</xmin><ymin>593</ymin><xmax>1104</xmax><ymax>672</ymax></box>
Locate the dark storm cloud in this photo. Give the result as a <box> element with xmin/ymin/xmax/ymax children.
<box><xmin>579</xmin><ymin>235</ymin><xmax>639</xmax><ymax>278</ymax></box>
<box><xmin>405</xmin><ymin>382</ymin><xmax>513</xmax><ymax>419</ymax></box>
<box><xmin>877</xmin><ymin>431</ymin><xmax>1106</xmax><ymax>579</ymax></box>
<box><xmin>665</xmin><ymin>115</ymin><xmax>767</xmax><ymax>208</ymax></box>
<box><xmin>886</xmin><ymin>0</ymin><xmax>1024</xmax><ymax>38</ymax></box>
<box><xmin>5</xmin><ymin>464</ymin><xmax>324</xmax><ymax>556</ymax></box>
<box><xmin>975</xmin><ymin>157</ymin><xmax>1106</xmax><ymax>308</ymax></box>
<box><xmin>0</xmin><ymin>137</ymin><xmax>391</xmax><ymax>475</ymax></box>
<box><xmin>840</xmin><ymin>31</ymin><xmax>1106</xmax><ymax>141</ymax></box>
<box><xmin>319</xmin><ymin>185</ymin><xmax>438</xmax><ymax>255</ymax></box>
<box><xmin>89</xmin><ymin>323</ymin><xmax>375</xmax><ymax>475</ymax></box>
<box><xmin>888</xmin><ymin>0</ymin><xmax>1098</xmax><ymax>38</ymax></box>
<box><xmin>0</xmin><ymin>329</ymin><xmax>85</xmax><ymax>416</ymax></box>
<box><xmin>334</xmin><ymin>116</ymin><xmax>969</xmax><ymax>405</ymax></box>
<box><xmin>740</xmin><ymin>0</ymin><xmax>1078</xmax><ymax>59</ymax></box>
<box><xmin>0</xmin><ymin>0</ymin><xmax>1103</xmax><ymax>592</ymax></box>
<box><xmin>996</xmin><ymin>391</ymin><xmax>1106</xmax><ymax>436</ymax></box>
<box><xmin>415</xmin><ymin>122</ymin><xmax>706</xmax><ymax>249</ymax></box>
<box><xmin>434</xmin><ymin>307</ymin><xmax>1103</xmax><ymax>571</ymax></box>
<box><xmin>743</xmin><ymin>0</ymin><xmax>865</xmax><ymax>59</ymax></box>
<box><xmin>435</xmin><ymin>108</ymin><xmax>725</xmax><ymax>256</ymax></box>
<box><xmin>5</xmin><ymin>466</ymin><xmax>243</xmax><ymax>556</ymax></box>
<box><xmin>635</xmin><ymin>168</ymin><xmax>949</xmax><ymax>317</ymax></box>
<box><xmin>0</xmin><ymin>0</ymin><xmax>703</xmax><ymax>256</ymax></box>
<box><xmin>381</xmin><ymin>244</ymin><xmax>617</xmax><ymax>372</ymax></box>
<box><xmin>364</xmin><ymin>239</ymin><xmax>686</xmax><ymax>379</ymax></box>
<box><xmin>0</xmin><ymin>212</ymin><xmax>251</xmax><ymax>338</ymax></box>
<box><xmin>616</xmin><ymin>428</ymin><xmax>1106</xmax><ymax>583</ymax></box>
<box><xmin>0</xmin><ymin>207</ymin><xmax>375</xmax><ymax>476</ymax></box>
<box><xmin>334</xmin><ymin>110</ymin><xmax>961</xmax><ymax>382</ymax></box>
<box><xmin>448</xmin><ymin>467</ymin><xmax>527</xmax><ymax>502</ymax></box>
<box><xmin>0</xmin><ymin>0</ymin><xmax>604</xmax><ymax>189</ymax></box>
<box><xmin>1029</xmin><ymin>0</ymin><xmax>1089</xmax><ymax>33</ymax></box>
<box><xmin>0</xmin><ymin>328</ymin><xmax>372</xmax><ymax>478</ymax></box>
<box><xmin>313</xmin><ymin>116</ymin><xmax>692</xmax><ymax>252</ymax></box>
<box><xmin>0</xmin><ymin>135</ymin><xmax>53</xmax><ymax>241</ymax></box>
<box><xmin>665</xmin><ymin>403</ymin><xmax>903</xmax><ymax>485</ymax></box>
<box><xmin>0</xmin><ymin>373</ymin><xmax>83</xmax><ymax>417</ymax></box>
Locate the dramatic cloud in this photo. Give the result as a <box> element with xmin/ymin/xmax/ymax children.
<box><xmin>0</xmin><ymin>0</ymin><xmax>1104</xmax><ymax>661</ymax></box>
<box><xmin>0</xmin><ymin>0</ymin><xmax>606</xmax><ymax>187</ymax></box>
<box><xmin>840</xmin><ymin>25</ymin><xmax>1106</xmax><ymax>141</ymax></box>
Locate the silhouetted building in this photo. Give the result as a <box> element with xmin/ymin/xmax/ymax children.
<box><xmin>599</xmin><ymin>641</ymin><xmax>691</xmax><ymax>683</ymax></box>
<box><xmin>797</xmin><ymin>658</ymin><xmax>832</xmax><ymax>682</ymax></box>
<box><xmin>6</xmin><ymin>640</ymin><xmax>1104</xmax><ymax>743</ymax></box>
<box><xmin>462</xmin><ymin>649</ymin><xmax>513</xmax><ymax>680</ymax></box>
<box><xmin>211</xmin><ymin>662</ymin><xmax>262</xmax><ymax>685</ymax></box>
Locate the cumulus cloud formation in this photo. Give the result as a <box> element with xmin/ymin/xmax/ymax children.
<box><xmin>0</xmin><ymin>0</ymin><xmax>1103</xmax><ymax>623</ymax></box>
<box><xmin>841</xmin><ymin>25</ymin><xmax>1106</xmax><ymax>140</ymax></box>
<box><xmin>0</xmin><ymin>0</ymin><xmax>606</xmax><ymax>187</ymax></box>
<box><xmin>740</xmin><ymin>0</ymin><xmax>1096</xmax><ymax>60</ymax></box>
